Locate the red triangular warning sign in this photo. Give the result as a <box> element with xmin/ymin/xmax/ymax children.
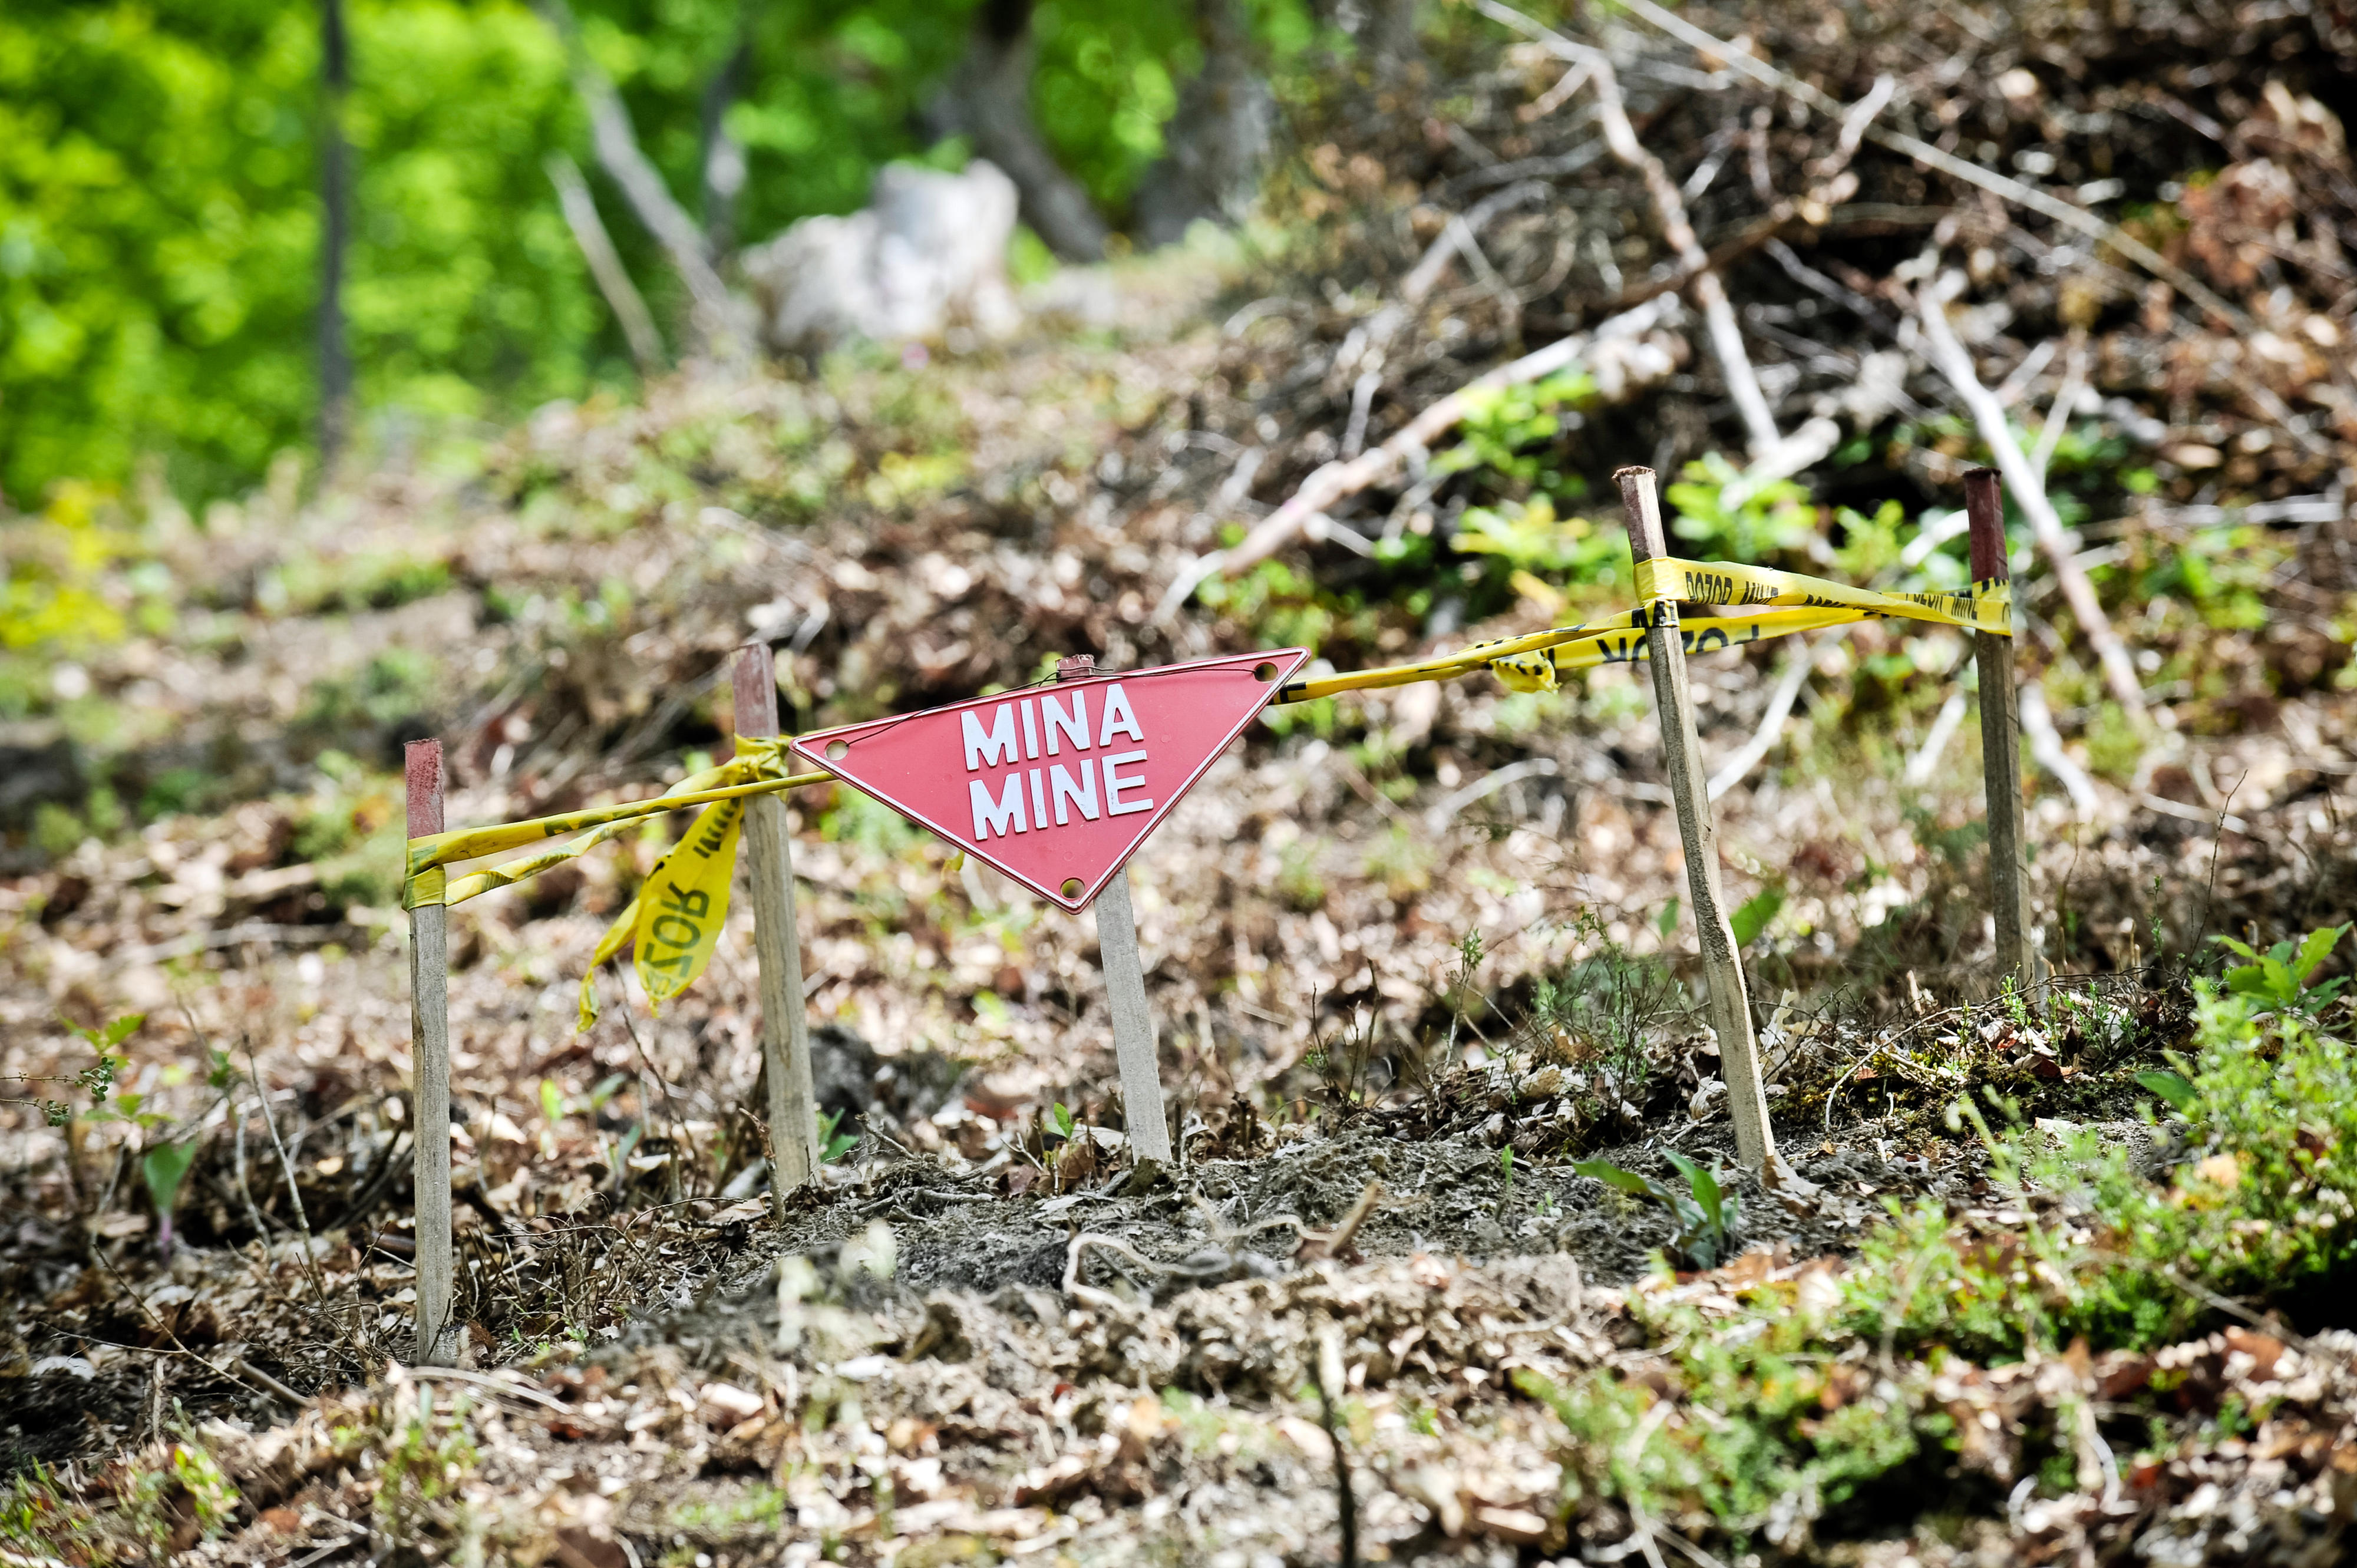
<box><xmin>792</xmin><ymin>649</ymin><xmax>1308</xmax><ymax>912</ymax></box>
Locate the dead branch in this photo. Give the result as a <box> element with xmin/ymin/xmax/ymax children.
<box><xmin>1612</xmin><ymin>0</ymin><xmax>2253</xmax><ymax>331</ymax></box>
<box><xmin>534</xmin><ymin>0</ymin><xmax>746</xmax><ymax>361</ymax></box>
<box><xmin>1706</xmin><ymin>632</ymin><xmax>1831</xmax><ymax>801</ymax></box>
<box><xmin>1206</xmin><ymin>293</ymin><xmax>1683</xmax><ymax>585</ymax></box>
<box><xmin>1903</xmin><ymin>691</ymin><xmax>1970</xmax><ymax>786</ymax></box>
<box><xmin>546</xmin><ymin>153</ymin><xmax>666</xmax><ymax>376</ymax></box>
<box><xmin>246</xmin><ymin>1048</ymin><xmax>333</xmax><ymax>1313</ymax></box>
<box><xmin>1472</xmin><ymin>0</ymin><xmax>1781</xmax><ymax>456</ymax></box>
<box><xmin>2031</xmin><ymin>333</ymin><xmax>2089</xmax><ymax>481</ymax></box>
<box><xmin>1912</xmin><ymin>274</ymin><xmax>2147</xmax><ymax>718</ymax></box>
<box><xmin>2018</xmin><ymin>681</ymin><xmax>2100</xmax><ymax>816</ymax></box>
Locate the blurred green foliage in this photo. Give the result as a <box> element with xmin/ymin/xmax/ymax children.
<box><xmin>0</xmin><ymin>0</ymin><xmax>1312</xmax><ymax>509</ymax></box>
<box><xmin>1</xmin><ymin>1</ymin><xmax>592</xmax><ymax>504</ymax></box>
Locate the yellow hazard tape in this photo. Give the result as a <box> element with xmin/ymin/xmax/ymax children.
<box><xmin>1278</xmin><ymin>556</ymin><xmax>2008</xmax><ymax>702</ymax></box>
<box><xmin>1630</xmin><ymin>556</ymin><xmax>2008</xmax><ymax>634</ymax></box>
<box><xmin>404</xmin><ymin>740</ymin><xmax>830</xmax><ymax>887</ymax></box>
<box><xmin>382</xmin><ymin>554</ymin><xmax>2003</xmax><ymax>1023</ymax></box>
<box><xmin>394</xmin><ymin>736</ymin><xmax>831</xmax><ymax>1031</ymax></box>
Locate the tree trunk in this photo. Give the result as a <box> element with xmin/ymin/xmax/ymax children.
<box><xmin>698</xmin><ymin>16</ymin><xmax>750</xmax><ymax>262</ymax></box>
<box><xmin>927</xmin><ymin>0</ymin><xmax>1107</xmax><ymax>262</ymax></box>
<box><xmin>319</xmin><ymin>0</ymin><xmax>352</xmax><ymax>463</ymax></box>
<box><xmin>1134</xmin><ymin>0</ymin><xmax>1272</xmax><ymax>248</ymax></box>
<box><xmin>1361</xmin><ymin>0</ymin><xmax>1422</xmax><ymax>72</ymax></box>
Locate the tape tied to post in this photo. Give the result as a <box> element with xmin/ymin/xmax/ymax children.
<box><xmin>391</xmin><ymin>736</ymin><xmax>824</xmax><ymax>1031</ymax></box>
<box><xmin>377</xmin><ymin>554</ymin><xmax>2009</xmax><ymax>1021</ymax></box>
<box><xmin>1630</xmin><ymin>556</ymin><xmax>2010</xmax><ymax>635</ymax></box>
<box><xmin>1279</xmin><ymin>556</ymin><xmax>2008</xmax><ymax>701</ymax></box>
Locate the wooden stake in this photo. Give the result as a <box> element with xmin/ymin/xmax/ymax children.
<box><xmin>733</xmin><ymin>643</ymin><xmax>821</xmax><ymax>1210</ymax></box>
<box><xmin>404</xmin><ymin>739</ymin><xmax>454</xmax><ymax>1365</ymax></box>
<box><xmin>1093</xmin><ymin>867</ymin><xmax>1173</xmax><ymax>1166</ymax></box>
<box><xmin>1057</xmin><ymin>653</ymin><xmax>1173</xmax><ymax>1166</ymax></box>
<box><xmin>1965</xmin><ymin>468</ymin><xmax>2039</xmax><ymax>996</ymax></box>
<box><xmin>1617</xmin><ymin>467</ymin><xmax>1775</xmax><ymax>1170</ymax></box>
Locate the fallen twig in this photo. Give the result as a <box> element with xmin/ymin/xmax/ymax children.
<box><xmin>2031</xmin><ymin>334</ymin><xmax>2089</xmax><ymax>481</ymax></box>
<box><xmin>231</xmin><ymin>1356</ymin><xmax>308</xmax><ymax>1408</ymax></box>
<box><xmin>1312</xmin><ymin>1323</ymin><xmax>1360</xmax><ymax>1568</ymax></box>
<box><xmin>1610</xmin><ymin>0</ymin><xmax>2253</xmax><ymax>331</ymax></box>
<box><xmin>1706</xmin><ymin>632</ymin><xmax>1831</xmax><ymax>800</ymax></box>
<box><xmin>247</xmin><ymin>1044</ymin><xmax>332</xmax><ymax>1312</ymax></box>
<box><xmin>2018</xmin><ymin>682</ymin><xmax>2100</xmax><ymax>815</ymax></box>
<box><xmin>1903</xmin><ymin>691</ymin><xmax>1969</xmax><ymax>786</ymax></box>
<box><xmin>1425</xmin><ymin>758</ymin><xmax>1559</xmax><ymax>833</ymax></box>
<box><xmin>404</xmin><ymin>1362</ymin><xmax>572</xmax><ymax>1411</ymax></box>
<box><xmin>1207</xmin><ymin>294</ymin><xmax>1682</xmax><ymax>583</ymax></box>
<box><xmin>1296</xmin><ymin>1180</ymin><xmax>1386</xmax><ymax>1261</ymax></box>
<box><xmin>1472</xmin><ymin>0</ymin><xmax>1781</xmax><ymax>455</ymax></box>
<box><xmin>1912</xmin><ymin>274</ymin><xmax>2147</xmax><ymax>718</ymax></box>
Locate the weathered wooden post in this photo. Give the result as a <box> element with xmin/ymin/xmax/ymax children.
<box><xmin>1062</xmin><ymin>654</ymin><xmax>1174</xmax><ymax>1166</ymax></box>
<box><xmin>404</xmin><ymin>738</ymin><xmax>454</xmax><ymax>1364</ymax></box>
<box><xmin>1617</xmin><ymin>467</ymin><xmax>1776</xmax><ymax>1170</ymax></box>
<box><xmin>733</xmin><ymin>642</ymin><xmax>822</xmax><ymax>1210</ymax></box>
<box><xmin>1964</xmin><ymin>468</ymin><xmax>2039</xmax><ymax>995</ymax></box>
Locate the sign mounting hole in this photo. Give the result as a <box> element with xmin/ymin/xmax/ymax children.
<box><xmin>1254</xmin><ymin>661</ymin><xmax>1279</xmax><ymax>682</ymax></box>
<box><xmin>1061</xmin><ymin>877</ymin><xmax>1085</xmax><ymax>900</ymax></box>
<box><xmin>824</xmin><ymin>740</ymin><xmax>849</xmax><ymax>762</ymax></box>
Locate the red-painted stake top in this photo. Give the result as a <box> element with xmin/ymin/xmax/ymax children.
<box><xmin>792</xmin><ymin>649</ymin><xmax>1309</xmax><ymax>912</ymax></box>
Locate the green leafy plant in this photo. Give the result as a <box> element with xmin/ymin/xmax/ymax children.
<box><xmin>2211</xmin><ymin>923</ymin><xmax>2348</xmax><ymax>1014</ymax></box>
<box><xmin>2134</xmin><ymin>1068</ymin><xmax>2196</xmax><ymax>1113</ymax></box>
<box><xmin>1429</xmin><ymin>371</ymin><xmax>1597</xmax><ymax>493</ymax></box>
<box><xmin>1449</xmin><ymin>494</ymin><xmax>1622</xmax><ymax>585</ymax></box>
<box><xmin>141</xmin><ymin>1137</ymin><xmax>199</xmax><ymax>1259</ymax></box>
<box><xmin>1527</xmin><ymin>910</ymin><xmax>1689</xmax><ymax>1130</ymax></box>
<box><xmin>1665</xmin><ymin>454</ymin><xmax>1814</xmax><ymax>562</ymax></box>
<box><xmin>1729</xmin><ymin>887</ymin><xmax>1784</xmax><ymax>948</ymax></box>
<box><xmin>1049</xmin><ymin>1101</ymin><xmax>1078</xmax><ymax>1141</ymax></box>
<box><xmin>1572</xmin><ymin>1150</ymin><xmax>1742</xmax><ymax>1269</ymax></box>
<box><xmin>375</xmin><ymin>1387</ymin><xmax>482</xmax><ymax>1553</ymax></box>
<box><xmin>818</xmin><ymin>1108</ymin><xmax>859</xmax><ymax>1164</ymax></box>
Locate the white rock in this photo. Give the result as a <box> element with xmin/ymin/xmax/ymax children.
<box><xmin>696</xmin><ymin>1381</ymin><xmax>765</xmax><ymax>1425</ymax></box>
<box><xmin>742</xmin><ymin>161</ymin><xmax>1021</xmax><ymax>355</ymax></box>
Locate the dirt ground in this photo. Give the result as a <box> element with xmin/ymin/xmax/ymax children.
<box><xmin>13</xmin><ymin>0</ymin><xmax>2357</xmax><ymax>1554</ymax></box>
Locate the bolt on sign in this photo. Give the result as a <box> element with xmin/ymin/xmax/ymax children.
<box><xmin>793</xmin><ymin>649</ymin><xmax>1309</xmax><ymax>911</ymax></box>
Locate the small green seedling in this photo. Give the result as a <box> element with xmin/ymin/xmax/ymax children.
<box><xmin>2213</xmin><ymin>924</ymin><xmax>2349</xmax><ymax>1015</ymax></box>
<box><xmin>143</xmin><ymin>1139</ymin><xmax>199</xmax><ymax>1260</ymax></box>
<box><xmin>2135</xmin><ymin>1069</ymin><xmax>2197</xmax><ymax>1114</ymax></box>
<box><xmin>1572</xmin><ymin>1148</ymin><xmax>1742</xmax><ymax>1270</ymax></box>
<box><xmin>818</xmin><ymin>1108</ymin><xmax>859</xmax><ymax>1163</ymax></box>
<box><xmin>1729</xmin><ymin>886</ymin><xmax>1783</xmax><ymax>949</ymax></box>
<box><xmin>1049</xmin><ymin>1101</ymin><xmax>1078</xmax><ymax>1141</ymax></box>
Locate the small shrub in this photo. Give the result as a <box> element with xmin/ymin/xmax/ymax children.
<box><xmin>1527</xmin><ymin>910</ymin><xmax>1689</xmax><ymax>1110</ymax></box>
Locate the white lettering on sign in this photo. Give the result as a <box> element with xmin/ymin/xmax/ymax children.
<box><xmin>1098</xmin><ymin>684</ymin><xmax>1145</xmax><ymax>746</ymax></box>
<box><xmin>962</xmin><ymin>705</ymin><xmax>1019</xmax><ymax>771</ymax></box>
<box><xmin>972</xmin><ymin>693</ymin><xmax>1150</xmax><ymax>834</ymax></box>
<box><xmin>970</xmin><ymin>773</ymin><xmax>1027</xmax><ymax>839</ymax></box>
<box><xmin>791</xmin><ymin>648</ymin><xmax>1310</xmax><ymax>913</ymax></box>
<box><xmin>1042</xmin><ymin>691</ymin><xmax>1090</xmax><ymax>755</ymax></box>
<box><xmin>1050</xmin><ymin>760</ymin><xmax>1098</xmax><ymax>824</ymax></box>
<box><xmin>1102</xmin><ymin>750</ymin><xmax>1154</xmax><ymax>816</ymax></box>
